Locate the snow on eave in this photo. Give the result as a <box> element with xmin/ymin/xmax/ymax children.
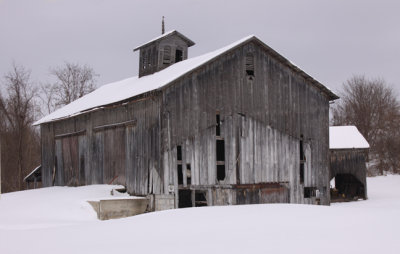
<box><xmin>34</xmin><ymin>35</ymin><xmax>256</xmax><ymax>125</ymax></box>
<box><xmin>133</xmin><ymin>30</ymin><xmax>195</xmax><ymax>51</ymax></box>
<box><xmin>329</xmin><ymin>126</ymin><xmax>370</xmax><ymax>150</ymax></box>
<box><xmin>23</xmin><ymin>165</ymin><xmax>41</xmax><ymax>182</ymax></box>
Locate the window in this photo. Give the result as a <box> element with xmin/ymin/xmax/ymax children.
<box><xmin>177</xmin><ymin>145</ymin><xmax>183</xmax><ymax>185</ymax></box>
<box><xmin>216</xmin><ymin>139</ymin><xmax>225</xmax><ymax>181</ymax></box>
<box><xmin>175</xmin><ymin>49</ymin><xmax>183</xmax><ymax>63</ymax></box>
<box><xmin>178</xmin><ymin>164</ymin><xmax>183</xmax><ymax>185</ymax></box>
<box><xmin>304</xmin><ymin>187</ymin><xmax>317</xmax><ymax>198</ymax></box>
<box><xmin>245</xmin><ymin>53</ymin><xmax>254</xmax><ymax>77</ymax></box>
<box><xmin>163</xmin><ymin>46</ymin><xmax>171</xmax><ymax>65</ymax></box>
<box><xmin>195</xmin><ymin>191</ymin><xmax>207</xmax><ymax>207</ymax></box>
<box><xmin>299</xmin><ymin>135</ymin><xmax>305</xmax><ymax>184</ymax></box>
<box><xmin>177</xmin><ymin>145</ymin><xmax>182</xmax><ymax>161</ymax></box>
<box><xmin>186</xmin><ymin>164</ymin><xmax>191</xmax><ymax>185</ymax></box>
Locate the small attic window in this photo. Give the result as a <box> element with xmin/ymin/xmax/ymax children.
<box><xmin>175</xmin><ymin>49</ymin><xmax>183</xmax><ymax>63</ymax></box>
<box><xmin>245</xmin><ymin>53</ymin><xmax>254</xmax><ymax>77</ymax></box>
<box><xmin>163</xmin><ymin>46</ymin><xmax>171</xmax><ymax>65</ymax></box>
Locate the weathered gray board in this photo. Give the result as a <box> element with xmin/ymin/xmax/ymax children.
<box><xmin>40</xmin><ymin>38</ymin><xmax>333</xmax><ymax>207</ymax></box>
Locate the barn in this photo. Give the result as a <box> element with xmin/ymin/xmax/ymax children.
<box><xmin>34</xmin><ymin>30</ymin><xmax>339</xmax><ymax>209</ymax></box>
<box><xmin>329</xmin><ymin>126</ymin><xmax>369</xmax><ymax>201</ymax></box>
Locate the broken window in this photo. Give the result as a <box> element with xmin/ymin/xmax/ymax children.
<box><xmin>216</xmin><ymin>139</ymin><xmax>225</xmax><ymax>181</ymax></box>
<box><xmin>299</xmin><ymin>135</ymin><xmax>305</xmax><ymax>184</ymax></box>
<box><xmin>175</xmin><ymin>49</ymin><xmax>183</xmax><ymax>63</ymax></box>
<box><xmin>186</xmin><ymin>164</ymin><xmax>191</xmax><ymax>185</ymax></box>
<box><xmin>216</xmin><ymin>113</ymin><xmax>221</xmax><ymax>137</ymax></box>
<box><xmin>177</xmin><ymin>164</ymin><xmax>183</xmax><ymax>185</ymax></box>
<box><xmin>304</xmin><ymin>187</ymin><xmax>317</xmax><ymax>198</ymax></box>
<box><xmin>163</xmin><ymin>46</ymin><xmax>171</xmax><ymax>65</ymax></box>
<box><xmin>245</xmin><ymin>53</ymin><xmax>254</xmax><ymax>77</ymax></box>
<box><xmin>195</xmin><ymin>191</ymin><xmax>207</xmax><ymax>207</ymax></box>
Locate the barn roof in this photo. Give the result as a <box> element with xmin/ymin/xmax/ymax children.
<box><xmin>34</xmin><ymin>35</ymin><xmax>338</xmax><ymax>125</ymax></box>
<box><xmin>133</xmin><ymin>30</ymin><xmax>195</xmax><ymax>51</ymax></box>
<box><xmin>329</xmin><ymin>126</ymin><xmax>370</xmax><ymax>150</ymax></box>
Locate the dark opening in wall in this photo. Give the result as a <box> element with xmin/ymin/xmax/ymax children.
<box><xmin>177</xmin><ymin>164</ymin><xmax>183</xmax><ymax>185</ymax></box>
<box><xmin>195</xmin><ymin>191</ymin><xmax>207</xmax><ymax>207</ymax></box>
<box><xmin>216</xmin><ymin>140</ymin><xmax>225</xmax><ymax>161</ymax></box>
<box><xmin>216</xmin><ymin>114</ymin><xmax>221</xmax><ymax>137</ymax></box>
<box><xmin>299</xmin><ymin>135</ymin><xmax>305</xmax><ymax>184</ymax></box>
<box><xmin>175</xmin><ymin>49</ymin><xmax>183</xmax><ymax>63</ymax></box>
<box><xmin>179</xmin><ymin>189</ymin><xmax>192</xmax><ymax>208</ymax></box>
<box><xmin>216</xmin><ymin>139</ymin><xmax>225</xmax><ymax>181</ymax></box>
<box><xmin>245</xmin><ymin>53</ymin><xmax>254</xmax><ymax>77</ymax></box>
<box><xmin>304</xmin><ymin>187</ymin><xmax>317</xmax><ymax>198</ymax></box>
<box><xmin>217</xmin><ymin>165</ymin><xmax>226</xmax><ymax>181</ymax></box>
<box><xmin>177</xmin><ymin>145</ymin><xmax>182</xmax><ymax>161</ymax></box>
<box><xmin>300</xmin><ymin>163</ymin><xmax>304</xmax><ymax>184</ymax></box>
<box><xmin>186</xmin><ymin>164</ymin><xmax>191</xmax><ymax>185</ymax></box>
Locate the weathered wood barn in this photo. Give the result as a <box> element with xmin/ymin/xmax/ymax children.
<box><xmin>34</xmin><ymin>30</ymin><xmax>339</xmax><ymax>209</ymax></box>
<box><xmin>329</xmin><ymin>126</ymin><xmax>369</xmax><ymax>201</ymax></box>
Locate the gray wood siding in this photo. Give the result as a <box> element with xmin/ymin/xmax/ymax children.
<box><xmin>161</xmin><ymin>41</ymin><xmax>330</xmax><ymax>205</ymax></box>
<box><xmin>41</xmin><ymin>95</ymin><xmax>162</xmax><ymax>195</ymax></box>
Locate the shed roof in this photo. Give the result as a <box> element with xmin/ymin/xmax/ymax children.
<box><xmin>133</xmin><ymin>30</ymin><xmax>195</xmax><ymax>51</ymax></box>
<box><xmin>329</xmin><ymin>126</ymin><xmax>370</xmax><ymax>150</ymax></box>
<box><xmin>34</xmin><ymin>35</ymin><xmax>338</xmax><ymax>125</ymax></box>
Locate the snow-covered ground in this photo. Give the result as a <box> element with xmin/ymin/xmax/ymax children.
<box><xmin>1</xmin><ymin>176</ymin><xmax>399</xmax><ymax>254</ymax></box>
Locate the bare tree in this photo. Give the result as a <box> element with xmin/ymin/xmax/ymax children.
<box><xmin>0</xmin><ymin>64</ymin><xmax>40</xmax><ymax>191</ymax></box>
<box><xmin>331</xmin><ymin>75</ymin><xmax>400</xmax><ymax>175</ymax></box>
<box><xmin>41</xmin><ymin>62</ymin><xmax>97</xmax><ymax>114</ymax></box>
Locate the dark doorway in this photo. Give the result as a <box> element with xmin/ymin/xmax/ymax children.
<box><xmin>332</xmin><ymin>174</ymin><xmax>365</xmax><ymax>201</ymax></box>
<box><xmin>175</xmin><ymin>49</ymin><xmax>183</xmax><ymax>63</ymax></box>
<box><xmin>178</xmin><ymin>189</ymin><xmax>192</xmax><ymax>208</ymax></box>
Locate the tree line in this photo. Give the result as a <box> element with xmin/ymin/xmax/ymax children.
<box><xmin>331</xmin><ymin>75</ymin><xmax>400</xmax><ymax>176</ymax></box>
<box><xmin>0</xmin><ymin>63</ymin><xmax>97</xmax><ymax>193</ymax></box>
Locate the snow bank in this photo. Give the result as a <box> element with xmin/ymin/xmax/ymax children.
<box><xmin>0</xmin><ymin>185</ymin><xmax>127</xmax><ymax>230</ymax></box>
<box><xmin>330</xmin><ymin>125</ymin><xmax>370</xmax><ymax>149</ymax></box>
<box><xmin>1</xmin><ymin>176</ymin><xmax>400</xmax><ymax>254</ymax></box>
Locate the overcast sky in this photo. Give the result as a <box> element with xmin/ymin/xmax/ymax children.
<box><xmin>1</xmin><ymin>0</ymin><xmax>399</xmax><ymax>95</ymax></box>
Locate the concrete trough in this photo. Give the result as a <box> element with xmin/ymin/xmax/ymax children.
<box><xmin>88</xmin><ymin>197</ymin><xmax>148</xmax><ymax>220</ymax></box>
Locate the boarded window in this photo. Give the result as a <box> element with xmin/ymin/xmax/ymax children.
<box><xmin>245</xmin><ymin>53</ymin><xmax>254</xmax><ymax>77</ymax></box>
<box><xmin>175</xmin><ymin>49</ymin><xmax>183</xmax><ymax>63</ymax></box>
<box><xmin>163</xmin><ymin>46</ymin><xmax>171</xmax><ymax>64</ymax></box>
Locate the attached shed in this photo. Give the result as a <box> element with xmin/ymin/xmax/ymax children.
<box><xmin>34</xmin><ymin>29</ymin><xmax>338</xmax><ymax>209</ymax></box>
<box><xmin>330</xmin><ymin>126</ymin><xmax>369</xmax><ymax>201</ymax></box>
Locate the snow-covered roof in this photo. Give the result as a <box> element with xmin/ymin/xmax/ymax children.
<box><xmin>133</xmin><ymin>30</ymin><xmax>195</xmax><ymax>51</ymax></box>
<box><xmin>34</xmin><ymin>35</ymin><xmax>338</xmax><ymax>125</ymax></box>
<box><xmin>329</xmin><ymin>126</ymin><xmax>370</xmax><ymax>149</ymax></box>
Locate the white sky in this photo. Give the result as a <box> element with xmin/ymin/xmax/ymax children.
<box><xmin>0</xmin><ymin>0</ymin><xmax>399</xmax><ymax>95</ymax></box>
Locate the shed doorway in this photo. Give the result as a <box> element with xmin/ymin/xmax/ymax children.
<box><xmin>331</xmin><ymin>173</ymin><xmax>366</xmax><ymax>201</ymax></box>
